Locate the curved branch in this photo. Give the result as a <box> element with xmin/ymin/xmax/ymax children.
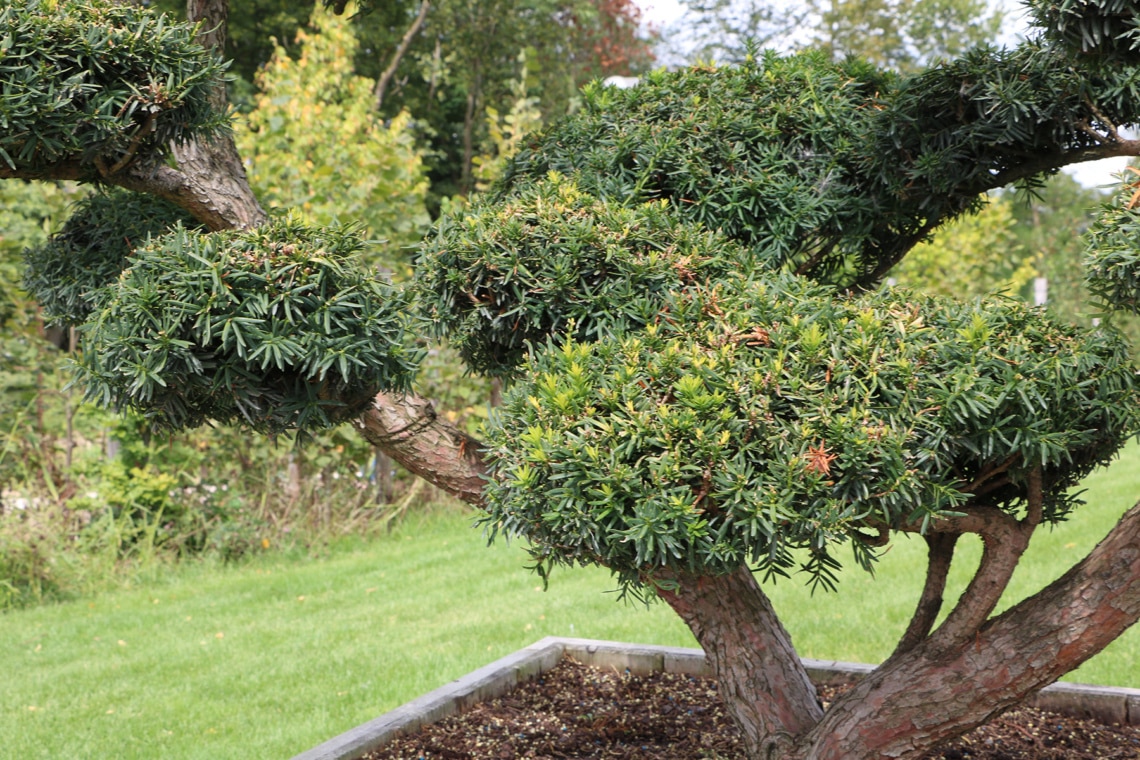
<box><xmin>351</xmin><ymin>391</ymin><xmax>488</xmax><ymax>506</ymax></box>
<box><xmin>962</xmin><ymin>453</ymin><xmax>1020</xmax><ymax>495</ymax></box>
<box><xmin>375</xmin><ymin>0</ymin><xmax>431</xmax><ymax>111</ymax></box>
<box><xmin>0</xmin><ymin>144</ymin><xmax>265</xmax><ymax>232</ymax></box>
<box><xmin>150</xmin><ymin>136</ymin><xmax>267</xmax><ymax>231</ymax></box>
<box><xmin>896</xmin><ymin>503</ymin><xmax>1021</xmax><ymax>535</ymax></box>
<box><xmin>797</xmin><ymin>496</ymin><xmax>1140</xmax><ymax>759</ymax></box>
<box><xmin>991</xmin><ymin>139</ymin><xmax>1140</xmax><ymax>189</ymax></box>
<box><xmin>925</xmin><ymin>468</ymin><xmax>1044</xmax><ymax>651</ymax></box>
<box><xmin>889</xmin><ymin>532</ymin><xmax>958</xmax><ymax>658</ymax></box>
<box><xmin>927</xmin><ymin>513</ymin><xmax>1032</xmax><ymax>650</ymax></box>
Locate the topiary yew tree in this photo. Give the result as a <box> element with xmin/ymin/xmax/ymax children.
<box><xmin>11</xmin><ymin>1</ymin><xmax>1140</xmax><ymax>758</ymax></box>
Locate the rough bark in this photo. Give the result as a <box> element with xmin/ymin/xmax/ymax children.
<box><xmin>351</xmin><ymin>391</ymin><xmax>488</xmax><ymax>506</ymax></box>
<box><xmin>156</xmin><ymin>137</ymin><xmax>267</xmax><ymax>231</ymax></box>
<box><xmin>655</xmin><ymin>566</ymin><xmax>824</xmax><ymax>759</ymax></box>
<box><xmin>174</xmin><ymin>0</ymin><xmax>267</xmax><ymax>231</ymax></box>
<box><xmin>890</xmin><ymin>532</ymin><xmax>957</xmax><ymax>657</ymax></box>
<box><xmin>925</xmin><ymin>508</ymin><xmax>1033</xmax><ymax>651</ymax></box>
<box><xmin>790</xmin><ymin>498</ymin><xmax>1140</xmax><ymax>760</ymax></box>
<box><xmin>187</xmin><ymin>0</ymin><xmax>229</xmax><ymax>87</ymax></box>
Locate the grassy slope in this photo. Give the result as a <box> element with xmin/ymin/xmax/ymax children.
<box><xmin>2</xmin><ymin>445</ymin><xmax>1139</xmax><ymax>759</ymax></box>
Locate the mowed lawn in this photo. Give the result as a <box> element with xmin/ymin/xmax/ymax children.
<box><xmin>3</xmin><ymin>444</ymin><xmax>1140</xmax><ymax>759</ymax></box>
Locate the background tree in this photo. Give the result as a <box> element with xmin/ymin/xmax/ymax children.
<box><xmin>667</xmin><ymin>0</ymin><xmax>1001</xmax><ymax>68</ymax></box>
<box><xmin>146</xmin><ymin>0</ymin><xmax>655</xmax><ymax>204</ymax></box>
<box><xmin>890</xmin><ymin>195</ymin><xmax>1038</xmax><ymax>297</ymax></box>
<box><xmin>661</xmin><ymin>0</ymin><xmax>808</xmax><ymax>63</ymax></box>
<box><xmin>12</xmin><ymin>3</ymin><xmax>1140</xmax><ymax>760</ymax></box>
<box><xmin>235</xmin><ymin>5</ymin><xmax>430</xmax><ymax>252</ymax></box>
<box><xmin>811</xmin><ymin>0</ymin><xmax>1003</xmax><ymax>71</ymax></box>
<box><xmin>352</xmin><ymin>0</ymin><xmax>655</xmax><ymax>198</ymax></box>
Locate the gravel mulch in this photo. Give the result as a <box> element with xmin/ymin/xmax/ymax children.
<box><xmin>362</xmin><ymin>658</ymin><xmax>1140</xmax><ymax>760</ymax></box>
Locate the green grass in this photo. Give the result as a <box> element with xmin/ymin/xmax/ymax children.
<box><xmin>3</xmin><ymin>444</ymin><xmax>1140</xmax><ymax>760</ymax></box>
<box><xmin>765</xmin><ymin>442</ymin><xmax>1140</xmax><ymax>684</ymax></box>
<box><xmin>0</xmin><ymin>509</ymin><xmax>694</xmax><ymax>760</ymax></box>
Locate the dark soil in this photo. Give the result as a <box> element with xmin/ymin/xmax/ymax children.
<box><xmin>362</xmin><ymin>658</ymin><xmax>1140</xmax><ymax>760</ymax></box>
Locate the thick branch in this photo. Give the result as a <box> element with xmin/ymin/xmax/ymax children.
<box><xmin>796</xmin><ymin>497</ymin><xmax>1140</xmax><ymax>760</ymax></box>
<box><xmin>927</xmin><ymin>510</ymin><xmax>1032</xmax><ymax>650</ymax></box>
<box><xmin>655</xmin><ymin>566</ymin><xmax>823</xmax><ymax>758</ymax></box>
<box><xmin>0</xmin><ymin>149</ymin><xmax>265</xmax><ymax>232</ymax></box>
<box><xmin>918</xmin><ymin>469</ymin><xmax>1042</xmax><ymax>650</ymax></box>
<box><xmin>0</xmin><ymin>163</ymin><xmax>85</xmax><ymax>183</ymax></box>
<box><xmin>158</xmin><ymin>137</ymin><xmax>267</xmax><ymax>231</ymax></box>
<box><xmin>351</xmin><ymin>391</ymin><xmax>488</xmax><ymax>506</ymax></box>
<box><xmin>185</xmin><ymin>0</ymin><xmax>229</xmax><ymax>115</ymax></box>
<box><xmin>992</xmin><ymin>139</ymin><xmax>1140</xmax><ymax>189</ymax></box>
<box><xmin>375</xmin><ymin>0</ymin><xmax>431</xmax><ymax>111</ymax></box>
<box><xmin>890</xmin><ymin>532</ymin><xmax>958</xmax><ymax>657</ymax></box>
<box><xmin>894</xmin><ymin>503</ymin><xmax>1021</xmax><ymax>535</ymax></box>
<box><xmin>163</xmin><ymin>0</ymin><xmax>266</xmax><ymax>231</ymax></box>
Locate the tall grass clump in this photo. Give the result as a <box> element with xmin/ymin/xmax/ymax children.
<box><xmin>0</xmin><ymin>388</ymin><xmax>448</xmax><ymax>610</ymax></box>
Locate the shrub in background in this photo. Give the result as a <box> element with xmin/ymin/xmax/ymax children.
<box><xmin>236</xmin><ymin>4</ymin><xmax>430</xmax><ymax>255</ymax></box>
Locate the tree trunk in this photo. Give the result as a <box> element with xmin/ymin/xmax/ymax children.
<box><xmin>461</xmin><ymin>67</ymin><xmax>483</xmax><ymax>195</ymax></box>
<box><xmin>375</xmin><ymin>0</ymin><xmax>431</xmax><ymax>111</ymax></box>
<box><xmin>785</xmin><ymin>498</ymin><xmax>1140</xmax><ymax>760</ymax></box>
<box><xmin>655</xmin><ymin>566</ymin><xmax>824</xmax><ymax>759</ymax></box>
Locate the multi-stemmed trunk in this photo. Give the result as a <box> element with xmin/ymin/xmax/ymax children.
<box><xmin>647</xmin><ymin>499</ymin><xmax>1140</xmax><ymax>760</ymax></box>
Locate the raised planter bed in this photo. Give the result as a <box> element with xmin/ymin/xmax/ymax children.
<box><xmin>291</xmin><ymin>637</ymin><xmax>1140</xmax><ymax>760</ymax></box>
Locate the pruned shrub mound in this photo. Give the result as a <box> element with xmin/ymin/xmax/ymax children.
<box><xmin>491</xmin><ymin>47</ymin><xmax>1140</xmax><ymax>292</ymax></box>
<box><xmin>1024</xmin><ymin>0</ymin><xmax>1140</xmax><ymax>64</ymax></box>
<box><xmin>76</xmin><ymin>217</ymin><xmax>421</xmax><ymax>436</ymax></box>
<box><xmin>416</xmin><ymin>176</ymin><xmax>758</xmax><ymax>377</ymax></box>
<box><xmin>0</xmin><ymin>0</ymin><xmax>226</xmax><ymax>177</ymax></box>
<box><xmin>496</xmin><ymin>54</ymin><xmax>890</xmax><ymax>286</ymax></box>
<box><xmin>482</xmin><ymin>276</ymin><xmax>1140</xmax><ymax>592</ymax></box>
<box><xmin>1084</xmin><ymin>178</ymin><xmax>1140</xmax><ymax>315</ymax></box>
<box><xmin>23</xmin><ymin>188</ymin><xmax>203</xmax><ymax>326</ymax></box>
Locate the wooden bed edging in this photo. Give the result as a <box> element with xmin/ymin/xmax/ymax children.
<box><xmin>289</xmin><ymin>636</ymin><xmax>1140</xmax><ymax>760</ymax></box>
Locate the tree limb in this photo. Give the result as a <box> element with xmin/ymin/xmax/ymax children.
<box><xmin>351</xmin><ymin>391</ymin><xmax>489</xmax><ymax>506</ymax></box>
<box><xmin>991</xmin><ymin>139</ymin><xmax>1140</xmax><ymax>190</ymax></box>
<box><xmin>895</xmin><ymin>503</ymin><xmax>1021</xmax><ymax>536</ymax></box>
<box><xmin>796</xmin><ymin>496</ymin><xmax>1140</xmax><ymax>759</ymax></box>
<box><xmin>889</xmin><ymin>532</ymin><xmax>958</xmax><ymax>658</ymax></box>
<box><xmin>927</xmin><ymin>513</ymin><xmax>1032</xmax><ymax>651</ymax></box>
<box><xmin>961</xmin><ymin>454</ymin><xmax>1020</xmax><ymax>495</ymax></box>
<box><xmin>899</xmin><ymin>472</ymin><xmax>1043</xmax><ymax>653</ymax></box>
<box><xmin>375</xmin><ymin>0</ymin><xmax>431</xmax><ymax>111</ymax></box>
